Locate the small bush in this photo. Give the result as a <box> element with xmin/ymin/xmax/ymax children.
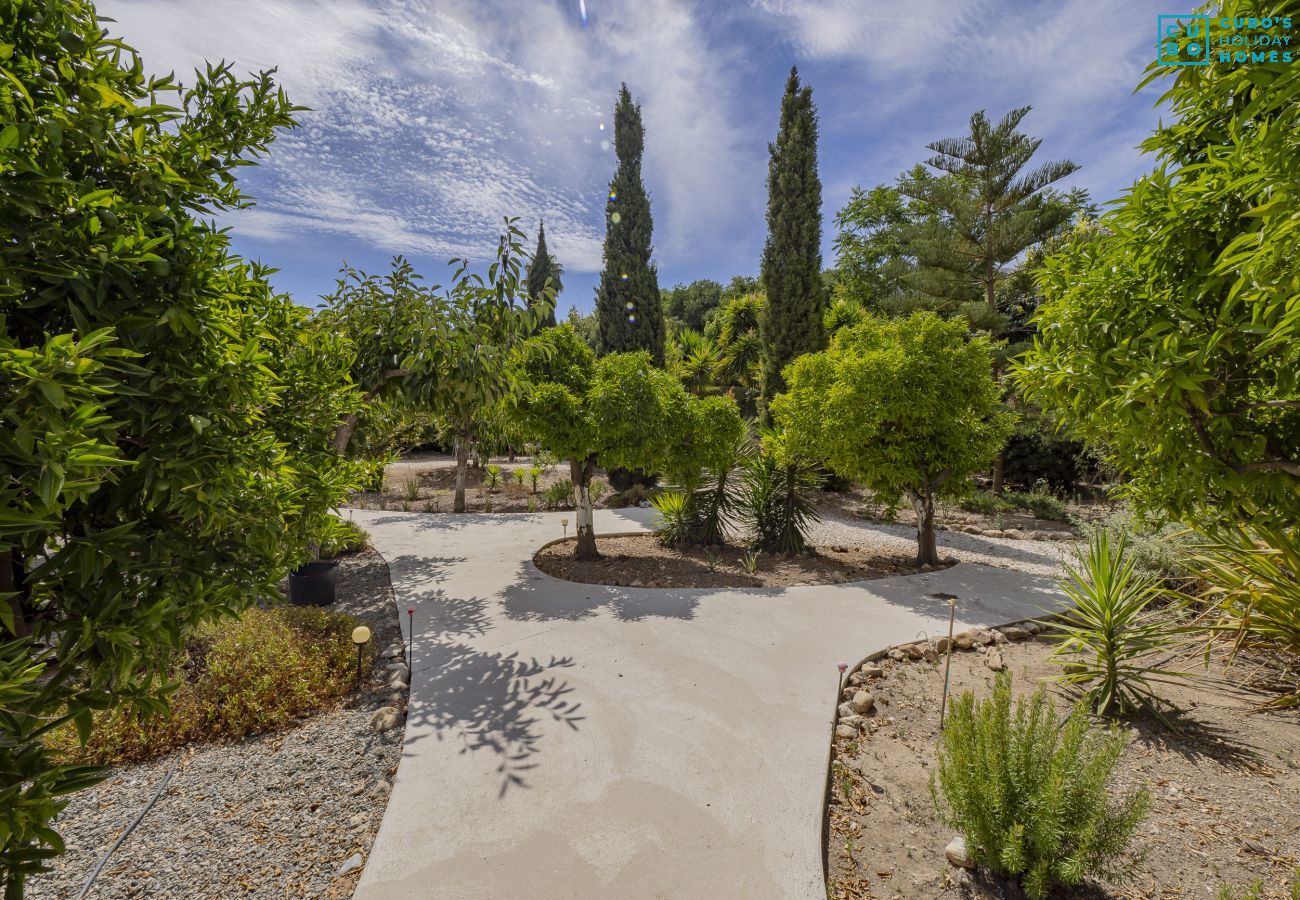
<box><xmin>651</xmin><ymin>490</ymin><xmax>694</xmax><ymax>546</ymax></box>
<box><xmin>1074</xmin><ymin>506</ymin><xmax>1192</xmax><ymax>583</ymax></box>
<box><xmin>50</xmin><ymin>606</ymin><xmax>364</xmax><ymax>765</ymax></box>
<box><xmin>932</xmin><ymin>672</ymin><xmax>1149</xmax><ymax>899</ymax></box>
<box><xmin>319</xmin><ymin>517</ymin><xmax>370</xmax><ymax>558</ymax></box>
<box><xmin>606</xmin><ymin>483</ymin><xmax>655</xmax><ymax>508</ymax></box>
<box><xmin>959</xmin><ymin>489</ymin><xmax>1008</xmax><ymax>516</ymax></box>
<box><xmin>513</xmin><ymin>468</ymin><xmax>526</xmax><ymax>487</ymax></box>
<box><xmin>402</xmin><ymin>477</ymin><xmax>421</xmax><ymax>501</ymax></box>
<box><xmin>1049</xmin><ymin>531</ymin><xmax>1195</xmax><ymax>716</ymax></box>
<box><xmin>589</xmin><ymin>479</ymin><xmax>606</xmax><ymax>504</ymax></box>
<box><xmin>1004</xmin><ymin>488</ymin><xmax>1069</xmax><ymax>522</ymax></box>
<box><xmin>528</xmin><ymin>465</ymin><xmax>542</xmax><ymax>492</ymax></box>
<box><xmin>543</xmin><ymin>478</ymin><xmax>574</xmax><ymax>509</ymax></box>
<box><xmin>484</xmin><ymin>464</ymin><xmax>502</xmax><ymax>492</ymax></box>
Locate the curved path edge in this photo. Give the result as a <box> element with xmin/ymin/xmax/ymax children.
<box><xmin>347</xmin><ymin>507</ymin><xmax>1063</xmax><ymax>899</ymax></box>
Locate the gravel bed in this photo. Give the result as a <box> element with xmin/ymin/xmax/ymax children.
<box><xmin>28</xmin><ymin>549</ymin><xmax>407</xmax><ymax>900</ymax></box>
<box><xmin>809</xmin><ymin>507</ymin><xmax>1073</xmax><ymax>578</ymax></box>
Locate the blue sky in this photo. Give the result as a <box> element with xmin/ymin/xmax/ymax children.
<box><xmin>102</xmin><ymin>0</ymin><xmax>1197</xmax><ymax>313</ymax></box>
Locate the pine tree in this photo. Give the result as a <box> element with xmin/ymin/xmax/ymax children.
<box><xmin>759</xmin><ymin>67</ymin><xmax>824</xmax><ymax>422</ymax></box>
<box><xmin>594</xmin><ymin>84</ymin><xmax>664</xmax><ymax>365</ymax></box>
<box><xmin>525</xmin><ymin>220</ymin><xmax>560</xmax><ymax>329</ymax></box>
<box><xmin>901</xmin><ymin>106</ymin><xmax>1079</xmax><ymax>315</ymax></box>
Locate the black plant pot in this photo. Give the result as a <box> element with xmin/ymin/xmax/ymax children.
<box><xmin>288</xmin><ymin>560</ymin><xmax>338</xmax><ymax>606</ymax></box>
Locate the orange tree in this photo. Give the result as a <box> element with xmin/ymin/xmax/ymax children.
<box><xmin>0</xmin><ymin>1</ymin><xmax>360</xmax><ymax>892</ymax></box>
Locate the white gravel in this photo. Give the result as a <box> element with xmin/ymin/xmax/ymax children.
<box><xmin>27</xmin><ymin>551</ymin><xmax>406</xmax><ymax>900</ymax></box>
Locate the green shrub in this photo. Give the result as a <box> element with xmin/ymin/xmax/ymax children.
<box><xmin>1049</xmin><ymin>531</ymin><xmax>1195</xmax><ymax>716</ymax></box>
<box><xmin>513</xmin><ymin>468</ymin><xmax>526</xmax><ymax>487</ymax></box>
<box><xmin>320</xmin><ymin>518</ymin><xmax>370</xmax><ymax>558</ymax></box>
<box><xmin>740</xmin><ymin>444</ymin><xmax>821</xmax><ymax>554</ymax></box>
<box><xmin>589</xmin><ymin>479</ymin><xmax>606</xmax><ymax>504</ymax></box>
<box><xmin>1194</xmin><ymin>526</ymin><xmax>1300</xmax><ymax>707</ymax></box>
<box><xmin>1074</xmin><ymin>505</ymin><xmax>1193</xmax><ymax>583</ymax></box>
<box><xmin>932</xmin><ymin>672</ymin><xmax>1149</xmax><ymax>899</ymax></box>
<box><xmin>49</xmin><ymin>606</ymin><xmax>363</xmax><ymax>766</ymax></box>
<box><xmin>543</xmin><ymin>478</ymin><xmax>575</xmax><ymax>510</ymax></box>
<box><xmin>1004</xmin><ymin>488</ymin><xmax>1069</xmax><ymax>522</ymax></box>
<box><xmin>960</xmin><ymin>490</ymin><xmax>1009</xmax><ymax>516</ymax></box>
<box><xmin>651</xmin><ymin>490</ymin><xmax>694</xmax><ymax>546</ymax></box>
<box><xmin>403</xmin><ymin>477</ymin><xmax>421</xmax><ymax>501</ymax></box>
<box><xmin>528</xmin><ymin>465</ymin><xmax>542</xmax><ymax>492</ymax></box>
<box><xmin>484</xmin><ymin>464</ymin><xmax>502</xmax><ymax>492</ymax></box>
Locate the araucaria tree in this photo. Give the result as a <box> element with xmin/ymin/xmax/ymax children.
<box><xmin>0</xmin><ymin>2</ymin><xmax>361</xmax><ymax>892</ymax></box>
<box><xmin>594</xmin><ymin>85</ymin><xmax>664</xmax><ymax>365</ymax></box>
<box><xmin>513</xmin><ymin>327</ymin><xmax>685</xmax><ymax>559</ymax></box>
<box><xmin>773</xmin><ymin>313</ymin><xmax>1013</xmax><ymax>565</ymax></box>
<box><xmin>1016</xmin><ymin>15</ymin><xmax>1300</xmax><ymax>529</ymax></box>
<box><xmin>759</xmin><ymin>66</ymin><xmax>825</xmax><ymax>421</ymax></box>
<box><xmin>525</xmin><ymin>220</ymin><xmax>560</xmax><ymax>329</ymax></box>
<box><xmin>901</xmin><ymin>106</ymin><xmax>1079</xmax><ymax>316</ymax></box>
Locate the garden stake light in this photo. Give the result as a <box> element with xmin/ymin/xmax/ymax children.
<box><xmin>351</xmin><ymin>625</ymin><xmax>371</xmax><ymax>687</ymax></box>
<box><xmin>561</xmin><ymin>517</ymin><xmax>569</xmax><ymax>539</ymax></box>
<box><xmin>407</xmin><ymin>607</ymin><xmax>414</xmax><ymax>666</ymax></box>
<box><xmin>935</xmin><ymin>593</ymin><xmax>958</xmax><ymax>729</ymax></box>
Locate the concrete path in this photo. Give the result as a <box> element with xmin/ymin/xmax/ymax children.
<box><xmin>349</xmin><ymin>508</ymin><xmax>1064</xmax><ymax>900</ymax></box>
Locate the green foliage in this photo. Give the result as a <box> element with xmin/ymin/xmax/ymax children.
<box><xmin>739</xmin><ymin>550</ymin><xmax>761</xmax><ymax>575</ymax></box>
<box><xmin>47</xmin><ymin>606</ymin><xmax>362</xmax><ymax>766</ymax></box>
<box><xmin>1073</xmin><ymin>507</ymin><xmax>1192</xmax><ymax>583</ymax></box>
<box><xmin>525</xmin><ymin>221</ymin><xmax>560</xmax><ymax>329</ymax></box>
<box><xmin>759</xmin><ymin>67</ymin><xmax>825</xmax><ymax>419</ymax></box>
<box><xmin>319</xmin><ymin>518</ymin><xmax>370</xmax><ymax>559</ymax></box>
<box><xmin>715</xmin><ymin>292</ymin><xmax>764</xmax><ymax>414</ymax></box>
<box><xmin>528</xmin><ymin>465</ymin><xmax>542</xmax><ymax>493</ymax></box>
<box><xmin>823</xmin><ymin>296</ymin><xmax>867</xmax><ymax>335</ymax></box>
<box><xmin>774</xmin><ymin>312</ymin><xmax>1013</xmax><ymax>564</ymax></box>
<box><xmin>1015</xmin><ymin>9</ymin><xmax>1300</xmax><ymax>530</ymax></box>
<box><xmin>1049</xmin><ymin>532</ymin><xmax>1195</xmax><ymax>717</ymax></box>
<box><xmin>689</xmin><ymin>428</ymin><xmax>754</xmax><ymax>546</ymax></box>
<box><xmin>403</xmin><ymin>477</ymin><xmax>421</xmax><ymax>502</ymax></box>
<box><xmin>595</xmin><ymin>85</ymin><xmax>664</xmax><ymax>365</ymax></box>
<box><xmin>932</xmin><ymin>673</ymin><xmax>1149</xmax><ymax>899</ymax></box>
<box><xmin>668</xmin><ymin>328</ymin><xmax>722</xmax><ymax>397</ymax></box>
<box><xmin>485</xmin><ymin>464</ymin><xmax>502</xmax><ymax>492</ymax></box>
<box><xmin>543</xmin><ymin>479</ymin><xmax>574</xmax><ymax>510</ymax></box>
<box><xmin>0</xmin><ymin>3</ymin><xmax>362</xmax><ymax>890</ymax></box>
<box><xmin>900</xmin><ymin>107</ymin><xmax>1079</xmax><ymax>316</ymax></box>
<box><xmin>513</xmin><ymin>468</ymin><xmax>526</xmax><ymax>487</ymax></box>
<box><xmin>962</xmin><ymin>487</ymin><xmax>1069</xmax><ymax>522</ymax></box>
<box><xmin>662</xmin><ymin>279</ymin><xmax>723</xmax><ymax>334</ymax></box>
<box><xmin>1193</xmin><ymin>526</ymin><xmax>1300</xmax><ymax>706</ymax></box>
<box><xmin>832</xmin><ymin>184</ymin><xmax>913</xmax><ymax>309</ymax></box>
<box><xmin>651</xmin><ymin>490</ymin><xmax>693</xmax><ymax>546</ymax></box>
<box><xmin>740</xmin><ymin>431</ymin><xmax>822</xmax><ymax>555</ymax></box>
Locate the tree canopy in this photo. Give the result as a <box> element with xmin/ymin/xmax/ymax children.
<box><xmin>0</xmin><ymin>2</ymin><xmax>361</xmax><ymax>890</ymax></box>
<box><xmin>525</xmin><ymin>221</ymin><xmax>560</xmax><ymax>330</ymax></box>
<box><xmin>1016</xmin><ymin>28</ymin><xmax>1300</xmax><ymax>528</ymax></box>
<box><xmin>774</xmin><ymin>313</ymin><xmax>1012</xmax><ymax>564</ymax></box>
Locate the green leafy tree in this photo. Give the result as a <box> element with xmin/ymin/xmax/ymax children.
<box><xmin>525</xmin><ymin>220</ymin><xmax>560</xmax><ymax>330</ymax></box>
<box><xmin>832</xmin><ymin>183</ymin><xmax>914</xmax><ymax>309</ymax></box>
<box><xmin>594</xmin><ymin>85</ymin><xmax>664</xmax><ymax>364</ymax></box>
<box><xmin>662</xmin><ymin>278</ymin><xmax>723</xmax><ymax>334</ymax></box>
<box><xmin>715</xmin><ymin>292</ymin><xmax>764</xmax><ymax>415</ymax></box>
<box><xmin>565</xmin><ymin>305</ymin><xmax>598</xmax><ymax>349</ymax></box>
<box><xmin>773</xmin><ymin>313</ymin><xmax>1013</xmax><ymax>565</ymax></box>
<box><xmin>410</xmin><ymin>223</ymin><xmax>548</xmax><ymax>512</ymax></box>
<box><xmin>900</xmin><ymin>107</ymin><xmax>1079</xmax><ymax>316</ymax></box>
<box><xmin>759</xmin><ymin>66</ymin><xmax>825</xmax><ymax>420</ymax></box>
<box><xmin>0</xmin><ymin>3</ymin><xmax>361</xmax><ymax>892</ymax></box>
<box><xmin>660</xmin><ymin>395</ymin><xmax>745</xmax><ymax>544</ymax></box>
<box><xmin>1015</xmin><ymin>13</ymin><xmax>1300</xmax><ymax>529</ymax></box>
<box><xmin>513</xmin><ymin>327</ymin><xmax>685</xmax><ymax>559</ymax></box>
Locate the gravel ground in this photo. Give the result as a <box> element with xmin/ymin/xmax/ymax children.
<box><xmin>27</xmin><ymin>549</ymin><xmax>407</xmax><ymax>900</ymax></box>
<box><xmin>809</xmin><ymin>507</ymin><xmax>1073</xmax><ymax>578</ymax></box>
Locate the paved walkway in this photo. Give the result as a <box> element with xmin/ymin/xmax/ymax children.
<box><xmin>349</xmin><ymin>508</ymin><xmax>1064</xmax><ymax>900</ymax></box>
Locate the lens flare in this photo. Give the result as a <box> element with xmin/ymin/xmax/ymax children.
<box><xmin>600</xmin><ymin>140</ymin><xmax>610</xmax><ymax>151</ymax></box>
<box><xmin>578</xmin><ymin>0</ymin><xmax>588</xmax><ymax>27</ymax></box>
<box><xmin>610</xmin><ymin>211</ymin><xmax>621</xmax><ymax>224</ymax></box>
<box><xmin>608</xmin><ymin>190</ymin><xmax>617</xmax><ymax>202</ymax></box>
<box><xmin>599</xmin><ymin>122</ymin><xmax>605</xmax><ymax>131</ymax></box>
<box><xmin>625</xmin><ymin>301</ymin><xmax>635</xmax><ymax>311</ymax></box>
<box><xmin>627</xmin><ymin>315</ymin><xmax>637</xmax><ymax>324</ymax></box>
<box><xmin>620</xmin><ymin>272</ymin><xmax>629</xmax><ymax>281</ymax></box>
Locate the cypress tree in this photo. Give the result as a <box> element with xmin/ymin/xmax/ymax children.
<box><xmin>594</xmin><ymin>84</ymin><xmax>664</xmax><ymax>365</ymax></box>
<box><xmin>525</xmin><ymin>220</ymin><xmax>560</xmax><ymax>329</ymax></box>
<box><xmin>759</xmin><ymin>66</ymin><xmax>825</xmax><ymax>422</ymax></box>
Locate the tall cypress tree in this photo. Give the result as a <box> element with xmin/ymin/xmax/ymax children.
<box><xmin>759</xmin><ymin>67</ymin><xmax>824</xmax><ymax>422</ymax></box>
<box><xmin>525</xmin><ymin>220</ymin><xmax>560</xmax><ymax>329</ymax></box>
<box><xmin>594</xmin><ymin>84</ymin><xmax>664</xmax><ymax>366</ymax></box>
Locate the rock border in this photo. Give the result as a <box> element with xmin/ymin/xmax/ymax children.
<box><xmin>817</xmin><ymin>613</ymin><xmax>1060</xmax><ymax>887</ymax></box>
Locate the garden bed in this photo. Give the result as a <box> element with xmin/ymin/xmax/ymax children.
<box><xmin>27</xmin><ymin>549</ymin><xmax>408</xmax><ymax>900</ymax></box>
<box><xmin>826</xmin><ymin>633</ymin><xmax>1300</xmax><ymax>898</ymax></box>
<box><xmin>534</xmin><ymin>532</ymin><xmax>955</xmax><ymax>588</ymax></box>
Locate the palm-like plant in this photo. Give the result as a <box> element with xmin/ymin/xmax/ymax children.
<box><xmin>690</xmin><ymin>429</ymin><xmax>754</xmax><ymax>546</ymax></box>
<box><xmin>715</xmin><ymin>293</ymin><xmax>764</xmax><ymax>407</ymax></box>
<box><xmin>651</xmin><ymin>490</ymin><xmax>694</xmax><ymax>547</ymax></box>
<box><xmin>1048</xmin><ymin>531</ymin><xmax>1195</xmax><ymax>716</ymax></box>
<box><xmin>740</xmin><ymin>430</ymin><xmax>822</xmax><ymax>555</ymax></box>
<box><xmin>1193</xmin><ymin>526</ymin><xmax>1300</xmax><ymax>707</ymax></box>
<box><xmin>484</xmin><ymin>464</ymin><xmax>502</xmax><ymax>492</ymax></box>
<box><xmin>670</xmin><ymin>328</ymin><xmax>722</xmax><ymax>397</ymax></box>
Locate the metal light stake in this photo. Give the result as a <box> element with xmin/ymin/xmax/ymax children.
<box><xmin>561</xmin><ymin>517</ymin><xmax>569</xmax><ymax>539</ymax></box>
<box><xmin>351</xmin><ymin>625</ymin><xmax>371</xmax><ymax>686</ymax></box>
<box><xmin>936</xmin><ymin>594</ymin><xmax>958</xmax><ymax>729</ymax></box>
<box><xmin>406</xmin><ymin>607</ymin><xmax>414</xmax><ymax>668</ymax></box>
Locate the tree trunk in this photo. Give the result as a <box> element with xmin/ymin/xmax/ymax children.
<box><xmin>991</xmin><ymin>453</ymin><xmax>1005</xmax><ymax>496</ymax></box>
<box><xmin>453</xmin><ymin>435</ymin><xmax>468</xmax><ymax>513</ymax></box>
<box><xmin>333</xmin><ymin>412</ymin><xmax>359</xmax><ymax>456</ymax></box>
<box><xmin>570</xmin><ymin>457</ymin><xmax>600</xmax><ymax>561</ymax></box>
<box><xmin>909</xmin><ymin>490</ymin><xmax>941</xmax><ymax>566</ymax></box>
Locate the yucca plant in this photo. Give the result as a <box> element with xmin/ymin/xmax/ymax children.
<box><xmin>1048</xmin><ymin>531</ymin><xmax>1195</xmax><ymax>717</ymax></box>
<box><xmin>932</xmin><ymin>672</ymin><xmax>1149</xmax><ymax>899</ymax></box>
<box><xmin>740</xmin><ymin>434</ymin><xmax>821</xmax><ymax>555</ymax></box>
<box><xmin>689</xmin><ymin>429</ymin><xmax>754</xmax><ymax>546</ymax></box>
<box><xmin>528</xmin><ymin>465</ymin><xmax>542</xmax><ymax>493</ymax></box>
<box><xmin>513</xmin><ymin>468</ymin><xmax>526</xmax><ymax>488</ymax></box>
<box><xmin>484</xmin><ymin>464</ymin><xmax>502</xmax><ymax>492</ymax></box>
<box><xmin>403</xmin><ymin>477</ymin><xmax>421</xmax><ymax>502</ymax></box>
<box><xmin>1193</xmin><ymin>526</ymin><xmax>1300</xmax><ymax>707</ymax></box>
<box><xmin>651</xmin><ymin>490</ymin><xmax>695</xmax><ymax>547</ymax></box>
